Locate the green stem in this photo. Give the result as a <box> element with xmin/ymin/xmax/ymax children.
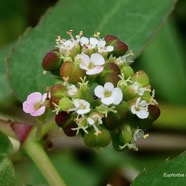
<box><xmin>23</xmin><ymin>128</ymin><xmax>66</xmax><ymax>186</ymax></box>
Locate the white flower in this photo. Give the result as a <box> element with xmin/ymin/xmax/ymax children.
<box><xmin>73</xmin><ymin>99</ymin><xmax>90</xmax><ymax>115</ymax></box>
<box><xmin>67</xmin><ymin>85</ymin><xmax>78</xmax><ymax>97</ymax></box>
<box><xmin>80</xmin><ymin>37</ymin><xmax>98</xmax><ymax>49</ymax></box>
<box><xmin>132</xmin><ymin>129</ymin><xmax>144</xmax><ymax>142</ymax></box>
<box><xmin>94</xmin><ymin>82</ymin><xmax>123</xmax><ymax>105</ymax></box>
<box><xmin>78</xmin><ymin>53</ymin><xmax>105</xmax><ymax>75</ymax></box>
<box><xmin>97</xmin><ymin>40</ymin><xmax>114</xmax><ymax>53</ymax></box>
<box><xmin>132</xmin><ymin>82</ymin><xmax>146</xmax><ymax>96</ymax></box>
<box><xmin>56</xmin><ymin>37</ymin><xmax>76</xmax><ymax>56</ymax></box>
<box><xmin>131</xmin><ymin>97</ymin><xmax>149</xmax><ymax>119</ymax></box>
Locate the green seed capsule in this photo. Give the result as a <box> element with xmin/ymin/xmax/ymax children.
<box><xmin>119</xmin><ymin>125</ymin><xmax>133</xmax><ymax>143</ymax></box>
<box><xmin>131</xmin><ymin>70</ymin><xmax>150</xmax><ymax>87</ymax></box>
<box><xmin>60</xmin><ymin>61</ymin><xmax>85</xmax><ymax>84</ymax></box>
<box><xmin>120</xmin><ymin>64</ymin><xmax>134</xmax><ymax>79</ymax></box>
<box><xmin>84</xmin><ymin>126</ymin><xmax>111</xmax><ymax>148</ymax></box>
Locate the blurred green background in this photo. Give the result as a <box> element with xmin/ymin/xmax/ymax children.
<box><xmin>0</xmin><ymin>0</ymin><xmax>186</xmax><ymax>185</ymax></box>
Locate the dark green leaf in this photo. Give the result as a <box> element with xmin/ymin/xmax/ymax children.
<box><xmin>132</xmin><ymin>151</ymin><xmax>186</xmax><ymax>186</ymax></box>
<box><xmin>7</xmin><ymin>0</ymin><xmax>176</xmax><ymax>102</ymax></box>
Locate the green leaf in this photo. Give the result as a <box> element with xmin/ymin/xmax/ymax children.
<box><xmin>0</xmin><ymin>131</ymin><xmax>15</xmax><ymax>186</ymax></box>
<box><xmin>7</xmin><ymin>0</ymin><xmax>176</xmax><ymax>102</ymax></box>
<box><xmin>0</xmin><ymin>45</ymin><xmax>12</xmax><ymax>101</ymax></box>
<box><xmin>132</xmin><ymin>151</ymin><xmax>186</xmax><ymax>186</ymax></box>
<box><xmin>138</xmin><ymin>19</ymin><xmax>186</xmax><ymax>104</ymax></box>
<box><xmin>0</xmin><ymin>131</ymin><xmax>13</xmax><ymax>156</ymax></box>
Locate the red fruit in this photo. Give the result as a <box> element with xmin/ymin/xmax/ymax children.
<box><xmin>105</xmin><ymin>35</ymin><xmax>128</xmax><ymax>57</ymax></box>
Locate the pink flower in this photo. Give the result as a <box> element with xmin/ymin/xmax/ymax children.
<box><xmin>78</xmin><ymin>53</ymin><xmax>105</xmax><ymax>75</ymax></box>
<box><xmin>23</xmin><ymin>92</ymin><xmax>48</xmax><ymax>116</ymax></box>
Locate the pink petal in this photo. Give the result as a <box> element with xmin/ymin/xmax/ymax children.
<box><xmin>86</xmin><ymin>66</ymin><xmax>103</xmax><ymax>75</ymax></box>
<box><xmin>31</xmin><ymin>106</ymin><xmax>46</xmax><ymax>116</ymax></box>
<box><xmin>78</xmin><ymin>53</ymin><xmax>90</xmax><ymax>67</ymax></box>
<box><xmin>23</xmin><ymin>101</ymin><xmax>35</xmax><ymax>113</ymax></box>
<box><xmin>27</xmin><ymin>92</ymin><xmax>42</xmax><ymax>105</ymax></box>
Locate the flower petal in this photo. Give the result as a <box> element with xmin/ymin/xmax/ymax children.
<box><xmin>80</xmin><ymin>37</ymin><xmax>89</xmax><ymax>45</ymax></box>
<box><xmin>27</xmin><ymin>92</ymin><xmax>42</xmax><ymax>104</ymax></box>
<box><xmin>136</xmin><ymin>110</ymin><xmax>149</xmax><ymax>119</ymax></box>
<box><xmin>101</xmin><ymin>97</ymin><xmax>114</xmax><ymax>105</ymax></box>
<box><xmin>23</xmin><ymin>101</ymin><xmax>35</xmax><ymax>113</ymax></box>
<box><xmin>94</xmin><ymin>85</ymin><xmax>105</xmax><ymax>98</ymax></box>
<box><xmin>86</xmin><ymin>66</ymin><xmax>103</xmax><ymax>75</ymax></box>
<box><xmin>31</xmin><ymin>106</ymin><xmax>46</xmax><ymax>116</ymax></box>
<box><xmin>77</xmin><ymin>108</ymin><xmax>90</xmax><ymax>115</ymax></box>
<box><xmin>104</xmin><ymin>82</ymin><xmax>114</xmax><ymax>91</ymax></box>
<box><xmin>89</xmin><ymin>37</ymin><xmax>98</xmax><ymax>45</ymax></box>
<box><xmin>90</xmin><ymin>53</ymin><xmax>105</xmax><ymax>65</ymax></box>
<box><xmin>106</xmin><ymin>46</ymin><xmax>114</xmax><ymax>52</ymax></box>
<box><xmin>112</xmin><ymin>87</ymin><xmax>123</xmax><ymax>105</ymax></box>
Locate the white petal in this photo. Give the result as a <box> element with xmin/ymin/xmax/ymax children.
<box><xmin>80</xmin><ymin>37</ymin><xmax>89</xmax><ymax>45</ymax></box>
<box><xmin>97</xmin><ymin>40</ymin><xmax>106</xmax><ymax>47</ymax></box>
<box><xmin>131</xmin><ymin>105</ymin><xmax>137</xmax><ymax>114</ymax></box>
<box><xmin>90</xmin><ymin>53</ymin><xmax>105</xmax><ymax>65</ymax></box>
<box><xmin>106</xmin><ymin>46</ymin><xmax>114</xmax><ymax>52</ymax></box>
<box><xmin>139</xmin><ymin>100</ymin><xmax>148</xmax><ymax>107</ymax></box>
<box><xmin>94</xmin><ymin>85</ymin><xmax>104</xmax><ymax>98</ymax></box>
<box><xmin>77</xmin><ymin>108</ymin><xmax>90</xmax><ymax>115</ymax></box>
<box><xmin>104</xmin><ymin>82</ymin><xmax>114</xmax><ymax>91</ymax></box>
<box><xmin>136</xmin><ymin>110</ymin><xmax>149</xmax><ymax>119</ymax></box>
<box><xmin>73</xmin><ymin>99</ymin><xmax>80</xmax><ymax>108</ymax></box>
<box><xmin>90</xmin><ymin>37</ymin><xmax>98</xmax><ymax>45</ymax></box>
<box><xmin>112</xmin><ymin>87</ymin><xmax>123</xmax><ymax>105</ymax></box>
<box><xmin>101</xmin><ymin>97</ymin><xmax>114</xmax><ymax>105</ymax></box>
<box><xmin>87</xmin><ymin>118</ymin><xmax>94</xmax><ymax>125</ymax></box>
<box><xmin>86</xmin><ymin>66</ymin><xmax>103</xmax><ymax>75</ymax></box>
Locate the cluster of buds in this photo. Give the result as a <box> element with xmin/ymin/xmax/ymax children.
<box><xmin>23</xmin><ymin>30</ymin><xmax>160</xmax><ymax>151</ymax></box>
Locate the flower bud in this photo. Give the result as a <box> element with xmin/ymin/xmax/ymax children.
<box><xmin>55</xmin><ymin>111</ymin><xmax>77</xmax><ymax>136</ymax></box>
<box><xmin>120</xmin><ymin>64</ymin><xmax>134</xmax><ymax>79</ymax></box>
<box><xmin>100</xmin><ymin>62</ymin><xmax>121</xmax><ymax>86</ymax></box>
<box><xmin>42</xmin><ymin>50</ymin><xmax>62</xmax><ymax>72</ymax></box>
<box><xmin>131</xmin><ymin>70</ymin><xmax>150</xmax><ymax>87</ymax></box>
<box><xmin>84</xmin><ymin>126</ymin><xmax>111</xmax><ymax>147</ymax></box>
<box><xmin>104</xmin><ymin>35</ymin><xmax>128</xmax><ymax>57</ymax></box>
<box><xmin>60</xmin><ymin>61</ymin><xmax>85</xmax><ymax>83</ymax></box>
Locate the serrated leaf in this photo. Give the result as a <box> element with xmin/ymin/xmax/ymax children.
<box><xmin>132</xmin><ymin>151</ymin><xmax>186</xmax><ymax>186</ymax></box>
<box><xmin>7</xmin><ymin>0</ymin><xmax>176</xmax><ymax>102</ymax></box>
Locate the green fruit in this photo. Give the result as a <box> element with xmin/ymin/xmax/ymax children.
<box><xmin>100</xmin><ymin>62</ymin><xmax>121</xmax><ymax>86</ymax></box>
<box><xmin>120</xmin><ymin>64</ymin><xmax>134</xmax><ymax>79</ymax></box>
<box><xmin>131</xmin><ymin>70</ymin><xmax>150</xmax><ymax>87</ymax></box>
<box><xmin>84</xmin><ymin>126</ymin><xmax>111</xmax><ymax>148</ymax></box>
<box><xmin>60</xmin><ymin>61</ymin><xmax>85</xmax><ymax>83</ymax></box>
<box><xmin>119</xmin><ymin>125</ymin><xmax>133</xmax><ymax>143</ymax></box>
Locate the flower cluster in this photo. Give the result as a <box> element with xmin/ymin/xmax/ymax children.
<box><xmin>23</xmin><ymin>30</ymin><xmax>160</xmax><ymax>151</ymax></box>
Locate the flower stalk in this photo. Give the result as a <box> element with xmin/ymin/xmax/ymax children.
<box><xmin>23</xmin><ymin>127</ymin><xmax>66</xmax><ymax>186</ymax></box>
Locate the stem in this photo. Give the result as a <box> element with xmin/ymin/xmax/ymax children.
<box><xmin>23</xmin><ymin>128</ymin><xmax>66</xmax><ymax>186</ymax></box>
